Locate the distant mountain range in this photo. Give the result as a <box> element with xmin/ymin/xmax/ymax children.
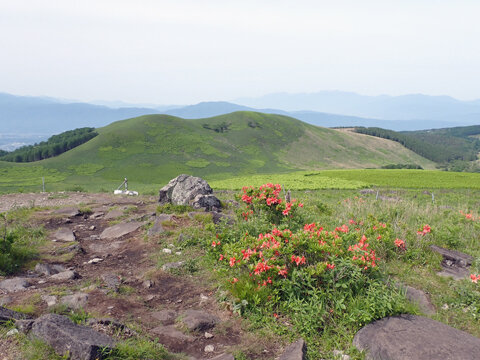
<box><xmin>235</xmin><ymin>91</ymin><xmax>480</xmax><ymax>122</ymax></box>
<box><xmin>1</xmin><ymin>91</ymin><xmax>480</xmax><ymax>150</ymax></box>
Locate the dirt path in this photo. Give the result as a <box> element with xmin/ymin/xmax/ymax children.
<box><xmin>0</xmin><ymin>192</ymin><xmax>280</xmax><ymax>359</ymax></box>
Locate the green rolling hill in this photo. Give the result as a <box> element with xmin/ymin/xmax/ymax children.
<box><xmin>0</xmin><ymin>112</ymin><xmax>435</xmax><ymax>193</ymax></box>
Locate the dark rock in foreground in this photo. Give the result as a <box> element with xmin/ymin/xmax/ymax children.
<box><xmin>353</xmin><ymin>314</ymin><xmax>480</xmax><ymax>359</ymax></box>
<box><xmin>31</xmin><ymin>313</ymin><xmax>115</xmax><ymax>360</ymax></box>
<box><xmin>0</xmin><ymin>306</ymin><xmax>32</xmax><ymax>323</ymax></box>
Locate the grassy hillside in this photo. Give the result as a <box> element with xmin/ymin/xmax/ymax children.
<box><xmin>0</xmin><ymin>112</ymin><xmax>435</xmax><ymax>193</ymax></box>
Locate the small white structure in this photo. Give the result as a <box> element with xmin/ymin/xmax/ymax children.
<box><xmin>114</xmin><ymin>177</ymin><xmax>138</xmax><ymax>196</ymax></box>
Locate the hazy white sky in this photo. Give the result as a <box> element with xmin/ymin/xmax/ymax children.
<box><xmin>1</xmin><ymin>0</ymin><xmax>479</xmax><ymax>104</ymax></box>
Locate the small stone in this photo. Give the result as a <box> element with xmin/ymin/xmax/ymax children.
<box><xmin>175</xmin><ymin>251</ymin><xmax>182</xmax><ymax>255</ymax></box>
<box><xmin>145</xmin><ymin>295</ymin><xmax>155</xmax><ymax>301</ymax></box>
<box><xmin>60</xmin><ymin>293</ymin><xmax>88</xmax><ymax>309</ymax></box>
<box><xmin>162</xmin><ymin>261</ymin><xmax>184</xmax><ymax>271</ymax></box>
<box><xmin>50</xmin><ymin>270</ymin><xmax>78</xmax><ymax>281</ymax></box>
<box><xmin>204</xmin><ymin>345</ymin><xmax>215</xmax><ymax>353</ymax></box>
<box><xmin>38</xmin><ymin>280</ymin><xmax>46</xmax><ymax>284</ymax></box>
<box><xmin>107</xmin><ymin>306</ymin><xmax>114</xmax><ymax>310</ymax></box>
<box><xmin>53</xmin><ymin>228</ymin><xmax>76</xmax><ymax>242</ymax></box>
<box><xmin>88</xmin><ymin>258</ymin><xmax>103</xmax><ymax>264</ymax></box>
<box><xmin>89</xmin><ymin>225</ymin><xmax>96</xmax><ymax>230</ymax></box>
<box><xmin>151</xmin><ymin>310</ymin><xmax>177</xmax><ymax>325</ymax></box>
<box><xmin>200</xmin><ymin>294</ymin><xmax>209</xmax><ymax>301</ymax></box>
<box><xmin>168</xmin><ymin>244</ymin><xmax>175</xmax><ymax>248</ymax></box>
<box><xmin>143</xmin><ymin>280</ymin><xmax>153</xmax><ymax>289</ymax></box>
<box><xmin>442</xmin><ymin>303</ymin><xmax>449</xmax><ymax>310</ymax></box>
<box><xmin>6</xmin><ymin>328</ymin><xmax>19</xmax><ymax>336</ymax></box>
<box><xmin>162</xmin><ymin>248</ymin><xmax>172</xmax><ymax>254</ymax></box>
<box><xmin>333</xmin><ymin>350</ymin><xmax>350</xmax><ymax>360</ymax></box>
<box><xmin>205</xmin><ymin>332</ymin><xmax>214</xmax><ymax>339</ymax></box>
<box><xmin>41</xmin><ymin>295</ymin><xmax>57</xmax><ymax>307</ymax></box>
<box><xmin>0</xmin><ymin>278</ymin><xmax>32</xmax><ymax>292</ymax></box>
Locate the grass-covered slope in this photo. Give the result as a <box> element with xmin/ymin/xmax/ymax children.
<box><xmin>0</xmin><ymin>112</ymin><xmax>434</xmax><ymax>193</ymax></box>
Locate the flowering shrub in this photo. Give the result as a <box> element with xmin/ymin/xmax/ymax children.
<box><xmin>210</xmin><ymin>184</ymin><xmax>410</xmax><ymax>332</ymax></box>
<box><xmin>238</xmin><ymin>183</ymin><xmax>304</xmax><ymax>225</ymax></box>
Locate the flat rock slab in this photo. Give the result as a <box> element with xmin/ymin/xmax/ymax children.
<box><xmin>431</xmin><ymin>245</ymin><xmax>473</xmax><ymax>280</ymax></box>
<box><xmin>35</xmin><ymin>263</ymin><xmax>67</xmax><ymax>276</ymax></box>
<box><xmin>279</xmin><ymin>339</ymin><xmax>307</xmax><ymax>360</ymax></box>
<box><xmin>31</xmin><ymin>313</ymin><xmax>115</xmax><ymax>360</ymax></box>
<box><xmin>150</xmin><ymin>325</ymin><xmax>194</xmax><ymax>352</ymax></box>
<box><xmin>0</xmin><ymin>277</ymin><xmax>32</xmax><ymax>292</ymax></box>
<box><xmin>148</xmin><ymin>214</ymin><xmax>173</xmax><ymax>235</ymax></box>
<box><xmin>50</xmin><ymin>270</ymin><xmax>79</xmax><ymax>281</ymax></box>
<box><xmin>100</xmin><ymin>222</ymin><xmax>142</xmax><ymax>240</ymax></box>
<box><xmin>180</xmin><ymin>309</ymin><xmax>220</xmax><ymax>332</ymax></box>
<box><xmin>53</xmin><ymin>207</ymin><xmax>80</xmax><ymax>217</ymax></box>
<box><xmin>53</xmin><ymin>227</ymin><xmax>76</xmax><ymax>242</ymax></box>
<box><xmin>0</xmin><ymin>306</ymin><xmax>32</xmax><ymax>323</ymax></box>
<box><xmin>400</xmin><ymin>285</ymin><xmax>436</xmax><ymax>315</ymax></box>
<box><xmin>60</xmin><ymin>293</ymin><xmax>88</xmax><ymax>310</ymax></box>
<box><xmin>353</xmin><ymin>314</ymin><xmax>480</xmax><ymax>360</ymax></box>
<box><xmin>104</xmin><ymin>209</ymin><xmax>124</xmax><ymax>220</ymax></box>
<box><xmin>89</xmin><ymin>241</ymin><xmax>123</xmax><ymax>256</ymax></box>
<box><xmin>151</xmin><ymin>310</ymin><xmax>178</xmax><ymax>325</ymax></box>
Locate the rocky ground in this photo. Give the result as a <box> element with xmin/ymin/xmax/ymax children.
<box><xmin>0</xmin><ymin>192</ymin><xmax>287</xmax><ymax>360</ymax></box>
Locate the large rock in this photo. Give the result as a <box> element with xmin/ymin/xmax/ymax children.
<box><xmin>100</xmin><ymin>222</ymin><xmax>142</xmax><ymax>240</ymax></box>
<box><xmin>50</xmin><ymin>270</ymin><xmax>79</xmax><ymax>281</ymax></box>
<box><xmin>150</xmin><ymin>325</ymin><xmax>194</xmax><ymax>352</ymax></box>
<box><xmin>31</xmin><ymin>313</ymin><xmax>115</xmax><ymax>360</ymax></box>
<box><xmin>0</xmin><ymin>306</ymin><xmax>32</xmax><ymax>323</ymax></box>
<box><xmin>403</xmin><ymin>285</ymin><xmax>436</xmax><ymax>315</ymax></box>
<box><xmin>0</xmin><ymin>277</ymin><xmax>32</xmax><ymax>292</ymax></box>
<box><xmin>159</xmin><ymin>174</ymin><xmax>221</xmax><ymax>210</ymax></box>
<box><xmin>353</xmin><ymin>314</ymin><xmax>480</xmax><ymax>359</ymax></box>
<box><xmin>279</xmin><ymin>339</ymin><xmax>307</xmax><ymax>360</ymax></box>
<box><xmin>53</xmin><ymin>227</ymin><xmax>76</xmax><ymax>242</ymax></box>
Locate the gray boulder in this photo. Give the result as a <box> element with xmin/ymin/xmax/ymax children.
<box><xmin>50</xmin><ymin>270</ymin><xmax>79</xmax><ymax>281</ymax></box>
<box><xmin>279</xmin><ymin>339</ymin><xmax>307</xmax><ymax>360</ymax></box>
<box><xmin>0</xmin><ymin>306</ymin><xmax>32</xmax><ymax>323</ymax></box>
<box><xmin>31</xmin><ymin>313</ymin><xmax>115</xmax><ymax>360</ymax></box>
<box><xmin>353</xmin><ymin>314</ymin><xmax>480</xmax><ymax>359</ymax></box>
<box><xmin>148</xmin><ymin>214</ymin><xmax>173</xmax><ymax>235</ymax></box>
<box><xmin>430</xmin><ymin>245</ymin><xmax>473</xmax><ymax>280</ymax></box>
<box><xmin>159</xmin><ymin>174</ymin><xmax>221</xmax><ymax>210</ymax></box>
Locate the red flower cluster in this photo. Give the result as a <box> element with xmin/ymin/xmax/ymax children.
<box><xmin>239</xmin><ymin>183</ymin><xmax>303</xmax><ymax>220</ymax></box>
<box><xmin>471</xmin><ymin>274</ymin><xmax>480</xmax><ymax>283</ymax></box>
<box><xmin>348</xmin><ymin>235</ymin><xmax>378</xmax><ymax>269</ymax></box>
<box><xmin>460</xmin><ymin>211</ymin><xmax>475</xmax><ymax>221</ymax></box>
<box><xmin>417</xmin><ymin>224</ymin><xmax>431</xmax><ymax>236</ymax></box>
<box><xmin>394</xmin><ymin>238</ymin><xmax>406</xmax><ymax>250</ymax></box>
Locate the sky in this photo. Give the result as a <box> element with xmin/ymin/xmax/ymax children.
<box><xmin>1</xmin><ymin>0</ymin><xmax>480</xmax><ymax>104</ymax></box>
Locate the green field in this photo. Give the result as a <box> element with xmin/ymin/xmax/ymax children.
<box><xmin>0</xmin><ymin>112</ymin><xmax>436</xmax><ymax>194</ymax></box>
<box><xmin>210</xmin><ymin>169</ymin><xmax>480</xmax><ymax>190</ymax></box>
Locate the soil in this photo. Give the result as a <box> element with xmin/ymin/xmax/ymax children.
<box><xmin>0</xmin><ymin>192</ymin><xmax>282</xmax><ymax>360</ymax></box>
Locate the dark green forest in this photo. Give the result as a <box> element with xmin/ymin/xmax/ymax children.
<box><xmin>0</xmin><ymin>127</ymin><xmax>98</xmax><ymax>162</ymax></box>
<box><xmin>355</xmin><ymin>126</ymin><xmax>480</xmax><ymax>171</ymax></box>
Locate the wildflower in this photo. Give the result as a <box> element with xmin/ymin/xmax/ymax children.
<box><xmin>394</xmin><ymin>238</ymin><xmax>405</xmax><ymax>249</ymax></box>
<box><xmin>219</xmin><ymin>254</ymin><xmax>224</xmax><ymax>261</ymax></box>
<box><xmin>229</xmin><ymin>257</ymin><xmax>236</xmax><ymax>267</ymax></box>
<box><xmin>231</xmin><ymin>278</ymin><xmax>239</xmax><ymax>284</ymax></box>
<box><xmin>273</xmin><ymin>313</ymin><xmax>278</xmax><ymax>318</ymax></box>
<box><xmin>471</xmin><ymin>274</ymin><xmax>479</xmax><ymax>283</ymax></box>
<box><xmin>326</xmin><ymin>263</ymin><xmax>335</xmax><ymax>270</ymax></box>
<box><xmin>417</xmin><ymin>224</ymin><xmax>431</xmax><ymax>236</ymax></box>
